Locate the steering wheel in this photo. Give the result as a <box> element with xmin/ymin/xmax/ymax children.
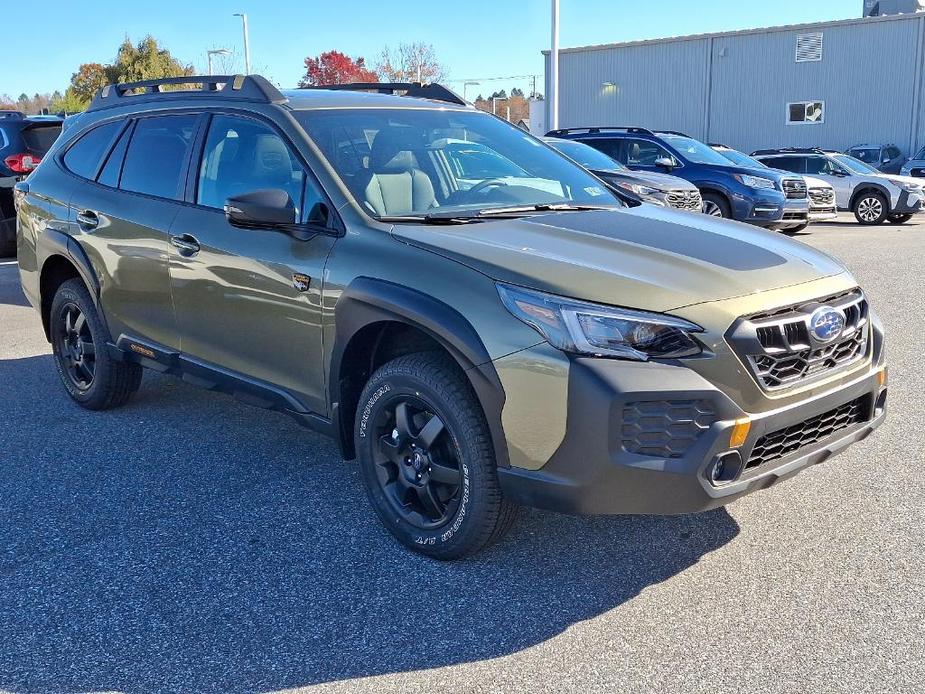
<box><xmin>465</xmin><ymin>178</ymin><xmax>511</xmax><ymax>196</ymax></box>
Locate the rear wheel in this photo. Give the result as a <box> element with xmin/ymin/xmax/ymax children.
<box><xmin>355</xmin><ymin>352</ymin><xmax>516</xmax><ymax>560</ymax></box>
<box><xmin>853</xmin><ymin>192</ymin><xmax>888</xmax><ymax>225</ymax></box>
<box><xmin>701</xmin><ymin>192</ymin><xmax>730</xmax><ymax>218</ymax></box>
<box><xmin>50</xmin><ymin>278</ymin><xmax>142</xmax><ymax>410</ymax></box>
<box><xmin>888</xmin><ymin>213</ymin><xmax>913</xmax><ymax>225</ymax></box>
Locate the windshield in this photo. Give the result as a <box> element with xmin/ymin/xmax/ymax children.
<box><xmin>847</xmin><ymin>147</ymin><xmax>880</xmax><ymax>164</ymax></box>
<box><xmin>661</xmin><ymin>135</ymin><xmax>735</xmax><ymax>166</ymax></box>
<box><xmin>833</xmin><ymin>153</ymin><xmax>879</xmax><ymax>174</ymax></box>
<box><xmin>714</xmin><ymin>147</ymin><xmax>767</xmax><ymax>169</ymax></box>
<box><xmin>295</xmin><ymin>109</ymin><xmax>620</xmax><ymax>219</ymax></box>
<box><xmin>545</xmin><ymin>138</ymin><xmax>626</xmax><ymax>171</ymax></box>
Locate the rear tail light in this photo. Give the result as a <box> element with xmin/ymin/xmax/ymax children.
<box><xmin>4</xmin><ymin>153</ymin><xmax>42</xmax><ymax>174</ymax></box>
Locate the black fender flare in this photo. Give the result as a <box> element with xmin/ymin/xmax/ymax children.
<box><xmin>330</xmin><ymin>276</ymin><xmax>509</xmax><ymax>468</ymax></box>
<box><xmin>849</xmin><ymin>182</ymin><xmax>893</xmax><ymax>211</ymax></box>
<box><xmin>38</xmin><ymin>228</ymin><xmax>101</xmax><ymax>301</ymax></box>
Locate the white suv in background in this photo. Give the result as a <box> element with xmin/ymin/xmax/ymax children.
<box><xmin>752</xmin><ymin>148</ymin><xmax>925</xmax><ymax>225</ymax></box>
<box><xmin>710</xmin><ymin>144</ymin><xmax>836</xmax><ymax>231</ymax></box>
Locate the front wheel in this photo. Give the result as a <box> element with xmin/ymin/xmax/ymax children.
<box><xmin>781</xmin><ymin>223</ymin><xmax>809</xmax><ymax>234</ymax></box>
<box><xmin>888</xmin><ymin>213</ymin><xmax>913</xmax><ymax>225</ymax></box>
<box><xmin>853</xmin><ymin>192</ymin><xmax>888</xmax><ymax>225</ymax></box>
<box><xmin>355</xmin><ymin>352</ymin><xmax>516</xmax><ymax>560</ymax></box>
<box><xmin>701</xmin><ymin>192</ymin><xmax>730</xmax><ymax>218</ymax></box>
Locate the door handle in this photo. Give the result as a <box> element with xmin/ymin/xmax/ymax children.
<box><xmin>76</xmin><ymin>210</ymin><xmax>99</xmax><ymax>230</ymax></box>
<box><xmin>170</xmin><ymin>234</ymin><xmax>200</xmax><ymax>256</ymax></box>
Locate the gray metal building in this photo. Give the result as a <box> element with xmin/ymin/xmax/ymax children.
<box><xmin>544</xmin><ymin>12</ymin><xmax>925</xmax><ymax>155</ymax></box>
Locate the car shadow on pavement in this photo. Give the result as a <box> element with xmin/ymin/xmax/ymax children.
<box><xmin>0</xmin><ymin>354</ymin><xmax>740</xmax><ymax>694</ymax></box>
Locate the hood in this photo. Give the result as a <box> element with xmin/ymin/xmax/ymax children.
<box><xmin>879</xmin><ymin>173</ymin><xmax>925</xmax><ymax>187</ymax></box>
<box><xmin>392</xmin><ymin>205</ymin><xmax>848</xmax><ymax>312</ymax></box>
<box><xmin>802</xmin><ymin>175</ymin><xmax>833</xmax><ymax>190</ymax></box>
<box><xmin>596</xmin><ymin>168</ymin><xmax>698</xmax><ymax>192</ymax></box>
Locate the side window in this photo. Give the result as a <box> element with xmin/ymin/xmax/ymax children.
<box><xmin>197</xmin><ymin>115</ymin><xmax>306</xmax><ymax>215</ymax></box>
<box><xmin>805</xmin><ymin>156</ymin><xmax>837</xmax><ymax>175</ymax></box>
<box><xmin>97</xmin><ymin>123</ymin><xmax>132</xmax><ymax>188</ymax></box>
<box><xmin>767</xmin><ymin>156</ymin><xmax>805</xmax><ymax>174</ymax></box>
<box><xmin>625</xmin><ymin>139</ymin><xmax>676</xmax><ymax>166</ymax></box>
<box><xmin>120</xmin><ymin>114</ymin><xmax>198</xmax><ymax>200</ymax></box>
<box><xmin>887</xmin><ymin>146</ymin><xmax>901</xmax><ymax>160</ymax></box>
<box><xmin>585</xmin><ymin>138</ymin><xmax>624</xmax><ymax>163</ymax></box>
<box><xmin>62</xmin><ymin>121</ymin><xmax>121</xmax><ymax>180</ymax></box>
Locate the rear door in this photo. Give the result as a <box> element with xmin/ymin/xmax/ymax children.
<box><xmin>65</xmin><ymin>113</ymin><xmax>201</xmax><ymax>350</ymax></box>
<box><xmin>167</xmin><ymin>112</ymin><xmax>339</xmax><ymax>413</ymax></box>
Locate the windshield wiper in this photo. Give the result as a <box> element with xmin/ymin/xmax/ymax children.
<box><xmin>378</xmin><ymin>204</ymin><xmax>618</xmax><ymax>226</ymax></box>
<box><xmin>477</xmin><ymin>203</ymin><xmax>617</xmax><ymax>216</ymax></box>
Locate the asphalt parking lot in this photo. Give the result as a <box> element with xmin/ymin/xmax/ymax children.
<box><xmin>0</xmin><ymin>215</ymin><xmax>923</xmax><ymax>694</ymax></box>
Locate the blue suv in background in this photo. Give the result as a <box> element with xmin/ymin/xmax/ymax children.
<box><xmin>545</xmin><ymin>127</ymin><xmax>809</xmax><ymax>230</ymax></box>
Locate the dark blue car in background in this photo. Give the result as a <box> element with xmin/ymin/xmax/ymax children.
<box><xmin>545</xmin><ymin>126</ymin><xmax>809</xmax><ymax>230</ymax></box>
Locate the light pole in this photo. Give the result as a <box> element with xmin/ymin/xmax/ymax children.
<box><xmin>463</xmin><ymin>80</ymin><xmax>480</xmax><ymax>101</ymax></box>
<box><xmin>233</xmin><ymin>13</ymin><xmax>251</xmax><ymax>74</ymax></box>
<box><xmin>207</xmin><ymin>48</ymin><xmax>232</xmax><ymax>76</ymax></box>
<box><xmin>549</xmin><ymin>0</ymin><xmax>560</xmax><ymax>131</ymax></box>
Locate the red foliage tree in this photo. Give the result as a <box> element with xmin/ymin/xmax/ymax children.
<box><xmin>298</xmin><ymin>50</ymin><xmax>378</xmax><ymax>87</ymax></box>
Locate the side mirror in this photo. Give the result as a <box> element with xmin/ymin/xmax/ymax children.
<box><xmin>654</xmin><ymin>156</ymin><xmax>675</xmax><ymax>171</ymax></box>
<box><xmin>224</xmin><ymin>189</ymin><xmax>296</xmax><ymax>228</ymax></box>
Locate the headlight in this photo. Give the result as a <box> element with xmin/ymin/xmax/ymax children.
<box><xmin>898</xmin><ymin>181</ymin><xmax>922</xmax><ymax>192</ymax></box>
<box><xmin>497</xmin><ymin>284</ymin><xmax>703</xmax><ymax>360</ymax></box>
<box><xmin>734</xmin><ymin>174</ymin><xmax>777</xmax><ymax>190</ymax></box>
<box><xmin>614</xmin><ymin>181</ymin><xmax>666</xmax><ymax>204</ymax></box>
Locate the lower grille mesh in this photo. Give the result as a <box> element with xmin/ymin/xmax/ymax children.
<box><xmin>746</xmin><ymin>396</ymin><xmax>867</xmax><ymax>469</ymax></box>
<box><xmin>621</xmin><ymin>400</ymin><xmax>715</xmax><ymax>458</ymax></box>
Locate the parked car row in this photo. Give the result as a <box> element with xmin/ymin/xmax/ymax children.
<box><xmin>1</xmin><ymin>112</ymin><xmax>64</xmax><ymax>255</ymax></box>
<box><xmin>544</xmin><ymin>125</ymin><xmax>925</xmax><ymax>230</ymax></box>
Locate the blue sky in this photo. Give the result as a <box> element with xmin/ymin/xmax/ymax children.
<box><xmin>4</xmin><ymin>0</ymin><xmax>857</xmax><ymax>99</ymax></box>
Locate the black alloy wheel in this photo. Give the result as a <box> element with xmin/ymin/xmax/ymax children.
<box><xmin>56</xmin><ymin>302</ymin><xmax>96</xmax><ymax>391</ymax></box>
<box><xmin>373</xmin><ymin>397</ymin><xmax>463</xmax><ymax>529</ymax></box>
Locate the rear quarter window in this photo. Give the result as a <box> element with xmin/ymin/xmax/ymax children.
<box><xmin>62</xmin><ymin>121</ymin><xmax>122</xmax><ymax>180</ymax></box>
<box><xmin>119</xmin><ymin>114</ymin><xmax>197</xmax><ymax>200</ymax></box>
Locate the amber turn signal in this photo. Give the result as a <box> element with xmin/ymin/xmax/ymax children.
<box><xmin>729</xmin><ymin>417</ymin><xmax>751</xmax><ymax>448</ymax></box>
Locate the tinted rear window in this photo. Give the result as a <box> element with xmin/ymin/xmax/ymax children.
<box><xmin>22</xmin><ymin>124</ymin><xmax>62</xmax><ymax>155</ymax></box>
<box><xmin>63</xmin><ymin>122</ymin><xmax>122</xmax><ymax>180</ymax></box>
<box><xmin>120</xmin><ymin>115</ymin><xmax>197</xmax><ymax>200</ymax></box>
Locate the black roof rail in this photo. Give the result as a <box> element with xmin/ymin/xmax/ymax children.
<box><xmin>655</xmin><ymin>130</ymin><xmax>691</xmax><ymax>137</ymax></box>
<box><xmin>751</xmin><ymin>147</ymin><xmax>826</xmax><ymax>156</ymax></box>
<box><xmin>301</xmin><ymin>82</ymin><xmax>468</xmax><ymax>106</ymax></box>
<box><xmin>87</xmin><ymin>74</ymin><xmax>288</xmax><ymax>112</ymax></box>
<box><xmin>544</xmin><ymin>126</ymin><xmax>655</xmax><ymax>137</ymax></box>
<box><xmin>0</xmin><ymin>110</ymin><xmax>25</xmax><ymax>120</ymax></box>
<box><xmin>708</xmin><ymin>142</ymin><xmax>731</xmax><ymax>149</ymax></box>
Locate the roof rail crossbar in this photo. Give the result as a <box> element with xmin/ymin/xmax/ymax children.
<box><xmin>87</xmin><ymin>75</ymin><xmax>287</xmax><ymax>112</ymax></box>
<box><xmin>302</xmin><ymin>82</ymin><xmax>468</xmax><ymax>106</ymax></box>
<box><xmin>544</xmin><ymin>126</ymin><xmax>655</xmax><ymax>136</ymax></box>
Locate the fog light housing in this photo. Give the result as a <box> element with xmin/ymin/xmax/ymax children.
<box><xmin>707</xmin><ymin>451</ymin><xmax>743</xmax><ymax>486</ymax></box>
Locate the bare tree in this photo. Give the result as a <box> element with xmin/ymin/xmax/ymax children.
<box><xmin>376</xmin><ymin>42</ymin><xmax>446</xmax><ymax>83</ymax></box>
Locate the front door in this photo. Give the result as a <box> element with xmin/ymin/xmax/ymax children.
<box><xmin>168</xmin><ymin>113</ymin><xmax>338</xmax><ymax>414</ymax></box>
<box><xmin>805</xmin><ymin>155</ymin><xmax>853</xmax><ymax>209</ymax></box>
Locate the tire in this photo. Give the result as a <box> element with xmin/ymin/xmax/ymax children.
<box><xmin>0</xmin><ymin>217</ymin><xmax>15</xmax><ymax>257</ymax></box>
<box><xmin>354</xmin><ymin>352</ymin><xmax>517</xmax><ymax>560</ymax></box>
<box><xmin>781</xmin><ymin>223</ymin><xmax>809</xmax><ymax>234</ymax></box>
<box><xmin>49</xmin><ymin>278</ymin><xmax>142</xmax><ymax>410</ymax></box>
<box><xmin>888</xmin><ymin>213</ymin><xmax>913</xmax><ymax>225</ymax></box>
<box><xmin>701</xmin><ymin>192</ymin><xmax>730</xmax><ymax>218</ymax></box>
<box><xmin>853</xmin><ymin>191</ymin><xmax>888</xmax><ymax>225</ymax></box>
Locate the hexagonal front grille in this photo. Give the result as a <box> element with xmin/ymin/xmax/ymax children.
<box><xmin>621</xmin><ymin>400</ymin><xmax>715</xmax><ymax>458</ymax></box>
<box><xmin>728</xmin><ymin>289</ymin><xmax>870</xmax><ymax>392</ymax></box>
<box><xmin>746</xmin><ymin>396</ymin><xmax>867</xmax><ymax>469</ymax></box>
<box><xmin>665</xmin><ymin>190</ymin><xmax>703</xmax><ymax>212</ymax></box>
<box><xmin>782</xmin><ymin>178</ymin><xmax>807</xmax><ymax>199</ymax></box>
<box><xmin>808</xmin><ymin>187</ymin><xmax>835</xmax><ymax>206</ymax></box>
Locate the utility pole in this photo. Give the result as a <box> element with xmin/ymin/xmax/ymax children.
<box><xmin>233</xmin><ymin>13</ymin><xmax>251</xmax><ymax>74</ymax></box>
<box><xmin>549</xmin><ymin>0</ymin><xmax>560</xmax><ymax>130</ymax></box>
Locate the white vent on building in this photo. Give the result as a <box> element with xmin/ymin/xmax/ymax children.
<box><xmin>795</xmin><ymin>33</ymin><xmax>823</xmax><ymax>62</ymax></box>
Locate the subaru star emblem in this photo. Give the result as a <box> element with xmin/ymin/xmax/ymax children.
<box><xmin>809</xmin><ymin>306</ymin><xmax>845</xmax><ymax>344</ymax></box>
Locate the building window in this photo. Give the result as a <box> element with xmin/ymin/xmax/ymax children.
<box><xmin>796</xmin><ymin>33</ymin><xmax>823</xmax><ymax>62</ymax></box>
<box><xmin>787</xmin><ymin>101</ymin><xmax>825</xmax><ymax>125</ymax></box>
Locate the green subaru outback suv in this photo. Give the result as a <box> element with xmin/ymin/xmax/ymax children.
<box><xmin>14</xmin><ymin>76</ymin><xmax>887</xmax><ymax>559</ymax></box>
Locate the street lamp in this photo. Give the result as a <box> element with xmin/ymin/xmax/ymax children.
<box><xmin>463</xmin><ymin>80</ymin><xmax>480</xmax><ymax>101</ymax></box>
<box><xmin>207</xmin><ymin>48</ymin><xmax>232</xmax><ymax>76</ymax></box>
<box><xmin>233</xmin><ymin>13</ymin><xmax>251</xmax><ymax>74</ymax></box>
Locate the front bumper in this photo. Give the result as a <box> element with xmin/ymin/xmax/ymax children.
<box><xmin>892</xmin><ymin>189</ymin><xmax>924</xmax><ymax>215</ymax></box>
<box><xmin>731</xmin><ymin>188</ymin><xmax>789</xmax><ymax>227</ymax></box>
<box><xmin>808</xmin><ymin>206</ymin><xmax>838</xmax><ymax>222</ymax></box>
<box><xmin>498</xmin><ymin>357</ymin><xmax>887</xmax><ymax>516</ymax></box>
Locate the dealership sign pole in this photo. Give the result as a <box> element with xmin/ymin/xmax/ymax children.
<box><xmin>550</xmin><ymin>0</ymin><xmax>559</xmax><ymax>131</ymax></box>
